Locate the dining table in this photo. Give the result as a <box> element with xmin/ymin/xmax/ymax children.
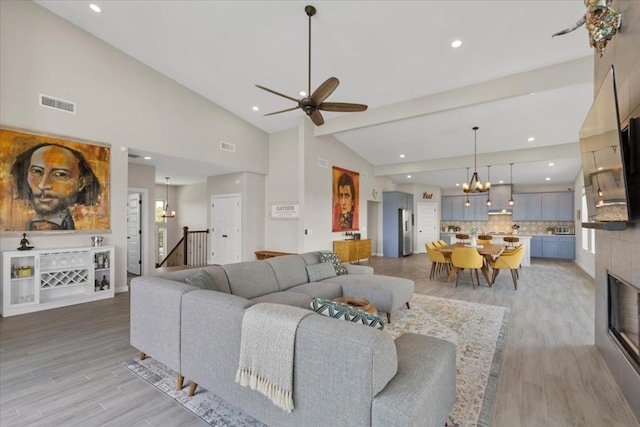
<box><xmin>438</xmin><ymin>243</ymin><xmax>506</xmax><ymax>286</ymax></box>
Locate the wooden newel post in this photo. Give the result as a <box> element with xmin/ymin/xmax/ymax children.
<box><xmin>183</xmin><ymin>226</ymin><xmax>189</xmax><ymax>265</ymax></box>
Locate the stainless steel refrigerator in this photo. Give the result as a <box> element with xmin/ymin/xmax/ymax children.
<box><xmin>399</xmin><ymin>209</ymin><xmax>413</xmax><ymax>256</ymax></box>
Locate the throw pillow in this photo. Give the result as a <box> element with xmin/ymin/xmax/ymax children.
<box><xmin>319</xmin><ymin>252</ymin><xmax>348</xmax><ymax>275</ymax></box>
<box><xmin>305</xmin><ymin>262</ymin><xmax>337</xmax><ymax>282</ymax></box>
<box><xmin>310</xmin><ymin>298</ymin><xmax>385</xmax><ymax>330</ymax></box>
<box><xmin>185</xmin><ymin>270</ymin><xmax>220</xmax><ymax>292</ymax></box>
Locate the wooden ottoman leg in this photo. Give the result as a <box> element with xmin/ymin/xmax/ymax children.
<box><xmin>386</xmin><ymin>313</ymin><xmax>391</xmax><ymax>324</ymax></box>
<box><xmin>140</xmin><ymin>352</ymin><xmax>147</xmax><ymax>360</ymax></box>
<box><xmin>405</xmin><ymin>301</ymin><xmax>410</xmax><ymax>309</ymax></box>
<box><xmin>177</xmin><ymin>374</ymin><xmax>184</xmax><ymax>390</ymax></box>
<box><xmin>188</xmin><ymin>382</ymin><xmax>198</xmax><ymax>396</ymax></box>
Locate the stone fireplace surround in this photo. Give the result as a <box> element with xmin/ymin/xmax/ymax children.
<box><xmin>595</xmin><ymin>225</ymin><xmax>640</xmax><ymax>419</ymax></box>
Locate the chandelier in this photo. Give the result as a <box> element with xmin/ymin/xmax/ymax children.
<box><xmin>463</xmin><ymin>126</ymin><xmax>490</xmax><ymax>193</ymax></box>
<box><xmin>161</xmin><ymin>177</ymin><xmax>176</xmax><ymax>219</ymax></box>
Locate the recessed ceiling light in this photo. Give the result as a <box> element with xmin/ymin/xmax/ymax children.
<box><xmin>499</xmin><ymin>180</ymin><xmax>504</xmax><ymax>184</ymax></box>
<box><xmin>548</xmin><ymin>162</ymin><xmax>555</xmax><ymax>166</ymax></box>
<box><xmin>545</xmin><ymin>177</ymin><xmax>551</xmax><ymax>181</ymax></box>
<box><xmin>530</xmin><ymin>92</ymin><xmax>536</xmax><ymax>96</ymax></box>
<box><xmin>143</xmin><ymin>156</ymin><xmax>152</xmax><ymax>160</ymax></box>
<box><xmin>299</xmin><ymin>91</ymin><xmax>307</xmax><ymax>96</ymax></box>
<box><xmin>252</xmin><ymin>106</ymin><xmax>259</xmax><ymax>111</ymax></box>
<box><xmin>451</xmin><ymin>40</ymin><xmax>463</xmax><ymax>48</ymax></box>
<box><xmin>89</xmin><ymin>4</ymin><xmax>102</xmax><ymax>13</ymax></box>
<box><xmin>527</xmin><ymin>137</ymin><xmax>535</xmax><ymax>142</ymax></box>
<box><xmin>399</xmin><ymin>154</ymin><xmax>405</xmax><ymax>158</ymax></box>
<box><xmin>407</xmin><ymin>175</ymin><xmax>412</xmax><ymax>179</ymax></box>
<box><xmin>597</xmin><ymin>166</ymin><xmax>603</xmax><ymax>171</ymax></box>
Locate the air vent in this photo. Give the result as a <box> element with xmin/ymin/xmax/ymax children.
<box><xmin>40</xmin><ymin>94</ymin><xmax>75</xmax><ymax>114</ymax></box>
<box><xmin>361</xmin><ymin>171</ymin><xmax>369</xmax><ymax>179</ymax></box>
<box><xmin>318</xmin><ymin>159</ymin><xmax>329</xmax><ymax>168</ymax></box>
<box><xmin>128</xmin><ymin>154</ymin><xmax>140</xmax><ymax>159</ymax></box>
<box><xmin>220</xmin><ymin>141</ymin><xmax>236</xmax><ymax>152</ymax></box>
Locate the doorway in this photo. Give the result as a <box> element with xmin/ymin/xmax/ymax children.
<box><xmin>367</xmin><ymin>200</ymin><xmax>382</xmax><ymax>256</ymax></box>
<box><xmin>416</xmin><ymin>202</ymin><xmax>438</xmax><ymax>253</ymax></box>
<box><xmin>210</xmin><ymin>194</ymin><xmax>241</xmax><ymax>265</ymax></box>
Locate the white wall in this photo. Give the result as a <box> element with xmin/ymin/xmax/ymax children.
<box><xmin>573</xmin><ymin>172</ymin><xmax>595</xmax><ymax>278</ymax></box>
<box><xmin>0</xmin><ymin>1</ymin><xmax>269</xmax><ymax>288</ymax></box>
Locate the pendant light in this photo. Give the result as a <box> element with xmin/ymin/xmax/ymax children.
<box><xmin>463</xmin><ymin>126</ymin><xmax>490</xmax><ymax>193</ymax></box>
<box><xmin>464</xmin><ymin>167</ymin><xmax>471</xmax><ymax>207</ymax></box>
<box><xmin>508</xmin><ymin>163</ymin><xmax>515</xmax><ymax>206</ymax></box>
<box><xmin>486</xmin><ymin>165</ymin><xmax>492</xmax><ymax>207</ymax></box>
<box><xmin>161</xmin><ymin>177</ymin><xmax>176</xmax><ymax>219</ymax></box>
<box><xmin>592</xmin><ymin>151</ymin><xmax>604</xmax><ymax>198</ymax></box>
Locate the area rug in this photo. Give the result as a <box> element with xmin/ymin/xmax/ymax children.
<box><xmin>123</xmin><ymin>294</ymin><xmax>509</xmax><ymax>427</ymax></box>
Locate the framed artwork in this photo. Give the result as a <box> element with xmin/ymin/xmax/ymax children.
<box><xmin>332</xmin><ymin>166</ymin><xmax>359</xmax><ymax>232</ymax></box>
<box><xmin>0</xmin><ymin>128</ymin><xmax>111</xmax><ymax>233</ymax></box>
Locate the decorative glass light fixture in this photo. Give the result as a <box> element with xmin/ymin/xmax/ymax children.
<box><xmin>161</xmin><ymin>177</ymin><xmax>176</xmax><ymax>219</ymax></box>
<box><xmin>592</xmin><ymin>151</ymin><xmax>604</xmax><ymax>198</ymax></box>
<box><xmin>508</xmin><ymin>163</ymin><xmax>515</xmax><ymax>206</ymax></box>
<box><xmin>486</xmin><ymin>165</ymin><xmax>492</xmax><ymax>207</ymax></box>
<box><xmin>463</xmin><ymin>126</ymin><xmax>490</xmax><ymax>193</ymax></box>
<box><xmin>464</xmin><ymin>167</ymin><xmax>471</xmax><ymax>207</ymax></box>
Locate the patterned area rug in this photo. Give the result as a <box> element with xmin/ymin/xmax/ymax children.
<box><xmin>123</xmin><ymin>294</ymin><xmax>509</xmax><ymax>427</ymax></box>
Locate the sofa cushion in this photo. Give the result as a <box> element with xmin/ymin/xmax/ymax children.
<box><xmin>265</xmin><ymin>255</ymin><xmax>310</xmax><ymax>291</ymax></box>
<box><xmin>251</xmin><ymin>291</ymin><xmax>312</xmax><ymax>309</ymax></box>
<box><xmin>223</xmin><ymin>261</ymin><xmax>280</xmax><ymax>299</ymax></box>
<box><xmin>151</xmin><ymin>266</ymin><xmax>231</xmax><ymax>294</ymax></box>
<box><xmin>299</xmin><ymin>251</ymin><xmax>322</xmax><ymax>266</ymax></box>
<box><xmin>311</xmin><ymin>298</ymin><xmax>385</xmax><ymax>329</ymax></box>
<box><xmin>287</xmin><ymin>281</ymin><xmax>343</xmax><ymax>300</ymax></box>
<box><xmin>305</xmin><ymin>262</ymin><xmax>337</xmax><ymax>282</ymax></box>
<box><xmin>185</xmin><ymin>270</ymin><xmax>219</xmax><ymax>292</ymax></box>
<box><xmin>319</xmin><ymin>252</ymin><xmax>348</xmax><ymax>275</ymax></box>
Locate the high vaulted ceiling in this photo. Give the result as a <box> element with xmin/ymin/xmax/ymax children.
<box><xmin>36</xmin><ymin>0</ymin><xmax>595</xmax><ymax>190</ymax></box>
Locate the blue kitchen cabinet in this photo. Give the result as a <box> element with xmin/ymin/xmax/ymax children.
<box><xmin>525</xmin><ymin>194</ymin><xmax>542</xmax><ymax>220</ymax></box>
<box><xmin>556</xmin><ymin>193</ymin><xmax>574</xmax><ymax>221</ymax></box>
<box><xmin>442</xmin><ymin>196</ymin><xmax>464</xmax><ymax>221</ymax></box>
<box><xmin>511</xmin><ymin>194</ymin><xmax>527</xmax><ymax>220</ymax></box>
<box><xmin>541</xmin><ymin>236</ymin><xmax>575</xmax><ymax>260</ymax></box>
<box><xmin>530</xmin><ymin>236</ymin><xmax>542</xmax><ymax>257</ymax></box>
<box><xmin>541</xmin><ymin>193</ymin><xmax>558</xmax><ymax>221</ymax></box>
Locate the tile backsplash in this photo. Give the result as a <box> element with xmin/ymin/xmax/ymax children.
<box><xmin>441</xmin><ymin>215</ymin><xmax>575</xmax><ymax>235</ymax></box>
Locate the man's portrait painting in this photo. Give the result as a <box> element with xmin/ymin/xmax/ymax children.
<box><xmin>332</xmin><ymin>166</ymin><xmax>359</xmax><ymax>232</ymax></box>
<box><xmin>0</xmin><ymin>128</ymin><xmax>110</xmax><ymax>233</ymax></box>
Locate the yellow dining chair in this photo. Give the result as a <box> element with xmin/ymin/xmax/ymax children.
<box><xmin>489</xmin><ymin>245</ymin><xmax>525</xmax><ymax>289</ymax></box>
<box><xmin>451</xmin><ymin>247</ymin><xmax>484</xmax><ymax>289</ymax></box>
<box><xmin>425</xmin><ymin>243</ymin><xmax>451</xmax><ymax>279</ymax></box>
<box><xmin>438</xmin><ymin>239</ymin><xmax>448</xmax><ymax>247</ymax></box>
<box><xmin>476</xmin><ymin>236</ymin><xmax>492</xmax><ymax>246</ymax></box>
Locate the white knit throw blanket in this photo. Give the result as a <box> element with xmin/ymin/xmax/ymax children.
<box><xmin>235</xmin><ymin>303</ymin><xmax>311</xmax><ymax>412</ymax></box>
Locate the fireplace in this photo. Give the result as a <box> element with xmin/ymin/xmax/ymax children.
<box><xmin>608</xmin><ymin>272</ymin><xmax>640</xmax><ymax>374</ymax></box>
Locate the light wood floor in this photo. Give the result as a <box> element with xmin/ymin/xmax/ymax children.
<box><xmin>1</xmin><ymin>255</ymin><xmax>638</xmax><ymax>426</ymax></box>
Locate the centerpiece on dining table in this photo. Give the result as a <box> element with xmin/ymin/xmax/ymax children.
<box><xmin>469</xmin><ymin>227</ymin><xmax>479</xmax><ymax>248</ymax></box>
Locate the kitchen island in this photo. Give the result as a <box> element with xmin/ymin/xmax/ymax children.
<box><xmin>439</xmin><ymin>232</ymin><xmax>531</xmax><ymax>267</ymax></box>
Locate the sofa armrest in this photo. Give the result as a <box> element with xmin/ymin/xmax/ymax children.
<box><xmin>345</xmin><ymin>264</ymin><xmax>374</xmax><ymax>275</ymax></box>
<box><xmin>130</xmin><ymin>276</ymin><xmax>197</xmax><ymax>373</ymax></box>
<box><xmin>372</xmin><ymin>333</ymin><xmax>456</xmax><ymax>427</ymax></box>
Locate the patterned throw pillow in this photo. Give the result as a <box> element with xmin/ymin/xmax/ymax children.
<box><xmin>305</xmin><ymin>262</ymin><xmax>337</xmax><ymax>282</ymax></box>
<box><xmin>319</xmin><ymin>252</ymin><xmax>348</xmax><ymax>275</ymax></box>
<box><xmin>311</xmin><ymin>298</ymin><xmax>385</xmax><ymax>330</ymax></box>
<box><xmin>185</xmin><ymin>270</ymin><xmax>220</xmax><ymax>292</ymax></box>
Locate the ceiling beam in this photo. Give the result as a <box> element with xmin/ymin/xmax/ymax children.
<box><xmin>316</xmin><ymin>56</ymin><xmax>593</xmax><ymax>136</ymax></box>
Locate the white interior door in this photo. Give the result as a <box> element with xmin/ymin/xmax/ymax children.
<box><xmin>127</xmin><ymin>192</ymin><xmax>142</xmax><ymax>275</ymax></box>
<box><xmin>210</xmin><ymin>194</ymin><xmax>241</xmax><ymax>265</ymax></box>
<box><xmin>416</xmin><ymin>202</ymin><xmax>438</xmax><ymax>253</ymax></box>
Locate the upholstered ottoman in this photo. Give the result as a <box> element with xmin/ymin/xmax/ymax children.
<box><xmin>321</xmin><ymin>274</ymin><xmax>414</xmax><ymax>322</ymax></box>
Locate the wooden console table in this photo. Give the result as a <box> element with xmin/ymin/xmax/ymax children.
<box><xmin>255</xmin><ymin>250</ymin><xmax>293</xmax><ymax>260</ymax></box>
<box><xmin>333</xmin><ymin>239</ymin><xmax>371</xmax><ymax>264</ymax></box>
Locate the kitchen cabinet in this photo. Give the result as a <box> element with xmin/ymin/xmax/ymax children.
<box><xmin>442</xmin><ymin>196</ymin><xmax>464</xmax><ymax>221</ymax></box>
<box><xmin>333</xmin><ymin>239</ymin><xmax>371</xmax><ymax>264</ymax></box>
<box><xmin>541</xmin><ymin>236</ymin><xmax>575</xmax><ymax>260</ymax></box>
<box><xmin>511</xmin><ymin>194</ymin><xmax>527</xmax><ymax>220</ymax></box>
<box><xmin>442</xmin><ymin>195</ymin><xmax>487</xmax><ymax>221</ymax></box>
<box><xmin>530</xmin><ymin>236</ymin><xmax>542</xmax><ymax>258</ymax></box>
<box><xmin>511</xmin><ymin>192</ymin><xmax>573</xmax><ymax>221</ymax></box>
<box><xmin>556</xmin><ymin>193</ymin><xmax>574</xmax><ymax>221</ymax></box>
<box><xmin>2</xmin><ymin>246</ymin><xmax>115</xmax><ymax>317</ymax></box>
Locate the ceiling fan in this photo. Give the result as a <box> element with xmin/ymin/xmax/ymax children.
<box><xmin>256</xmin><ymin>5</ymin><xmax>368</xmax><ymax>126</ymax></box>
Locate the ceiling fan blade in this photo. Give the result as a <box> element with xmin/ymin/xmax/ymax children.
<box><xmin>318</xmin><ymin>102</ymin><xmax>368</xmax><ymax>112</ymax></box>
<box><xmin>255</xmin><ymin>85</ymin><xmax>300</xmax><ymax>103</ymax></box>
<box><xmin>310</xmin><ymin>77</ymin><xmax>339</xmax><ymax>104</ymax></box>
<box><xmin>309</xmin><ymin>109</ymin><xmax>325</xmax><ymax>126</ymax></box>
<box><xmin>264</xmin><ymin>106</ymin><xmax>300</xmax><ymax>116</ymax></box>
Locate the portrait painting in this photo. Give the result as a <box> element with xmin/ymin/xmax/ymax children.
<box><xmin>0</xmin><ymin>128</ymin><xmax>110</xmax><ymax>233</ymax></box>
<box><xmin>332</xmin><ymin>166</ymin><xmax>359</xmax><ymax>232</ymax></box>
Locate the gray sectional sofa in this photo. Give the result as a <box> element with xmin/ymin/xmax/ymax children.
<box><xmin>130</xmin><ymin>252</ymin><xmax>456</xmax><ymax>426</ymax></box>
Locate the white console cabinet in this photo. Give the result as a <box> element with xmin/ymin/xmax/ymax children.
<box><xmin>2</xmin><ymin>246</ymin><xmax>115</xmax><ymax>317</ymax></box>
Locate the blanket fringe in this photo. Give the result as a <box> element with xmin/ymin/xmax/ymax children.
<box><xmin>235</xmin><ymin>368</ymin><xmax>294</xmax><ymax>412</ymax></box>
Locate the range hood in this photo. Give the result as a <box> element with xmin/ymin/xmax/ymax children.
<box><xmin>488</xmin><ymin>185</ymin><xmax>513</xmax><ymax>215</ymax></box>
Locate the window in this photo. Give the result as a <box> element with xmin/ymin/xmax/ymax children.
<box><xmin>581</xmin><ymin>190</ymin><xmax>595</xmax><ymax>254</ymax></box>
